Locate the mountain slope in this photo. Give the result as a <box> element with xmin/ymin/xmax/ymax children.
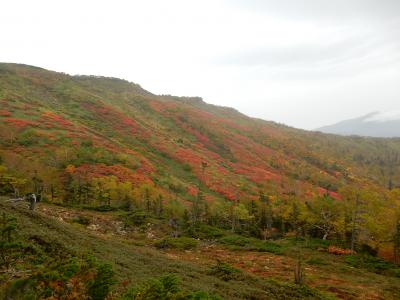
<box><xmin>1</xmin><ymin>63</ymin><xmax>400</xmax><ymax>203</ymax></box>
<box><xmin>317</xmin><ymin>112</ymin><xmax>400</xmax><ymax>138</ymax></box>
<box><xmin>2</xmin><ymin>63</ymin><xmax>400</xmax><ymax>299</ymax></box>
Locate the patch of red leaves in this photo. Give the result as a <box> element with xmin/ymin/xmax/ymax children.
<box><xmin>84</xmin><ymin>102</ymin><xmax>144</xmax><ymax>136</ymax></box>
<box><xmin>233</xmin><ymin>164</ymin><xmax>280</xmax><ymax>184</ymax></box>
<box><xmin>3</xmin><ymin>118</ymin><xmax>37</xmax><ymax>128</ymax></box>
<box><xmin>187</xmin><ymin>185</ymin><xmax>199</xmax><ymax>196</ymax></box>
<box><xmin>0</xmin><ymin>110</ymin><xmax>12</xmax><ymax>117</ymax></box>
<box><xmin>174</xmin><ymin>148</ymin><xmax>203</xmax><ymax>168</ymax></box>
<box><xmin>316</xmin><ymin>187</ymin><xmax>342</xmax><ymax>200</ymax></box>
<box><xmin>148</xmin><ymin>100</ymin><xmax>177</xmax><ymax>113</ymax></box>
<box><xmin>73</xmin><ymin>163</ymin><xmax>152</xmax><ymax>184</ymax></box>
<box><xmin>41</xmin><ymin>111</ymin><xmax>73</xmax><ymax>128</ymax></box>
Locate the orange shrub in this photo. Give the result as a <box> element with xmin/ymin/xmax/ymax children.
<box><xmin>327</xmin><ymin>246</ymin><xmax>353</xmax><ymax>255</ymax></box>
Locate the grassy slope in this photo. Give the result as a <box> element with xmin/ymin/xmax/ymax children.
<box><xmin>2</xmin><ymin>200</ymin><xmax>400</xmax><ymax>299</ymax></box>
<box><xmin>1</xmin><ymin>200</ymin><xmax>335</xmax><ymax>300</ymax></box>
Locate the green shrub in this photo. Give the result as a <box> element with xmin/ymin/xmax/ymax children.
<box><xmin>306</xmin><ymin>257</ymin><xmax>328</xmax><ymax>266</ymax></box>
<box><xmin>121</xmin><ymin>274</ymin><xmax>220</xmax><ymax>300</ymax></box>
<box><xmin>345</xmin><ymin>255</ymin><xmax>400</xmax><ymax>277</ymax></box>
<box><xmin>72</xmin><ymin>215</ymin><xmax>90</xmax><ymax>225</ymax></box>
<box><xmin>93</xmin><ymin>205</ymin><xmax>117</xmax><ymax>212</ymax></box>
<box><xmin>17</xmin><ymin>129</ymin><xmax>38</xmax><ymax>146</ymax></box>
<box><xmin>304</xmin><ymin>238</ymin><xmax>332</xmax><ymax>250</ymax></box>
<box><xmin>219</xmin><ymin>235</ymin><xmax>249</xmax><ymax>247</ymax></box>
<box><xmin>182</xmin><ymin>163</ymin><xmax>192</xmax><ymax>172</ymax></box>
<box><xmin>219</xmin><ymin>235</ymin><xmax>284</xmax><ymax>254</ymax></box>
<box><xmin>0</xmin><ymin>213</ymin><xmax>22</xmax><ymax>269</ymax></box>
<box><xmin>188</xmin><ymin>225</ymin><xmax>225</xmax><ymax>240</ymax></box>
<box><xmin>389</xmin><ymin>268</ymin><xmax>400</xmax><ymax>278</ymax></box>
<box><xmin>208</xmin><ymin>260</ymin><xmax>242</xmax><ymax>281</ymax></box>
<box><xmin>60</xmin><ymin>257</ymin><xmax>81</xmax><ymax>280</ymax></box>
<box><xmin>122</xmin><ymin>210</ymin><xmax>148</xmax><ymax>227</ymax></box>
<box><xmin>155</xmin><ymin>237</ymin><xmax>198</xmax><ymax>250</ymax></box>
<box><xmin>253</xmin><ymin>241</ymin><xmax>284</xmax><ymax>255</ymax></box>
<box><xmin>87</xmin><ymin>263</ymin><xmax>116</xmax><ymax>300</ymax></box>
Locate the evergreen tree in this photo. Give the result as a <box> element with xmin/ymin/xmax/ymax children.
<box><xmin>394</xmin><ymin>220</ymin><xmax>400</xmax><ymax>264</ymax></box>
<box><xmin>0</xmin><ymin>213</ymin><xmax>20</xmax><ymax>269</ymax></box>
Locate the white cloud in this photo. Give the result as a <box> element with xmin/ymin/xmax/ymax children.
<box><xmin>1</xmin><ymin>0</ymin><xmax>399</xmax><ymax>129</ymax></box>
<box><xmin>365</xmin><ymin>111</ymin><xmax>400</xmax><ymax>122</ymax></box>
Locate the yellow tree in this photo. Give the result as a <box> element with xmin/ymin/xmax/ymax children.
<box><xmin>305</xmin><ymin>195</ymin><xmax>344</xmax><ymax>240</ymax></box>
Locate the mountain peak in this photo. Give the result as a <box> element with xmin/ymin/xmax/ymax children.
<box><xmin>317</xmin><ymin>111</ymin><xmax>400</xmax><ymax>138</ymax></box>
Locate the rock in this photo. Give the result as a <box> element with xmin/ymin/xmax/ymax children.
<box><xmin>87</xmin><ymin>224</ymin><xmax>100</xmax><ymax>231</ymax></box>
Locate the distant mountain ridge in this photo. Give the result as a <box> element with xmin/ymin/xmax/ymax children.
<box><xmin>317</xmin><ymin>111</ymin><xmax>400</xmax><ymax>138</ymax></box>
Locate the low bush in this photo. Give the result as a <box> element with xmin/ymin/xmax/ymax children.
<box><xmin>208</xmin><ymin>260</ymin><xmax>242</xmax><ymax>281</ymax></box>
<box><xmin>345</xmin><ymin>254</ymin><xmax>400</xmax><ymax>277</ymax></box>
<box><xmin>122</xmin><ymin>210</ymin><xmax>148</xmax><ymax>227</ymax></box>
<box><xmin>155</xmin><ymin>237</ymin><xmax>198</xmax><ymax>250</ymax></box>
<box><xmin>219</xmin><ymin>235</ymin><xmax>284</xmax><ymax>254</ymax></box>
<box><xmin>81</xmin><ymin>205</ymin><xmax>117</xmax><ymax>212</ymax></box>
<box><xmin>189</xmin><ymin>225</ymin><xmax>225</xmax><ymax>240</ymax></box>
<box><xmin>72</xmin><ymin>215</ymin><xmax>91</xmax><ymax>225</ymax></box>
<box><xmin>121</xmin><ymin>274</ymin><xmax>220</xmax><ymax>299</ymax></box>
<box><xmin>5</xmin><ymin>254</ymin><xmax>115</xmax><ymax>300</ymax></box>
<box><xmin>327</xmin><ymin>246</ymin><xmax>352</xmax><ymax>255</ymax></box>
<box><xmin>253</xmin><ymin>241</ymin><xmax>284</xmax><ymax>255</ymax></box>
<box><xmin>87</xmin><ymin>263</ymin><xmax>116</xmax><ymax>300</ymax></box>
<box><xmin>219</xmin><ymin>235</ymin><xmax>248</xmax><ymax>247</ymax></box>
<box><xmin>93</xmin><ymin>205</ymin><xmax>117</xmax><ymax>212</ymax></box>
<box><xmin>306</xmin><ymin>257</ymin><xmax>329</xmax><ymax>266</ymax></box>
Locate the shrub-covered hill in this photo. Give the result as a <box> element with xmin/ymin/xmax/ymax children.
<box><xmin>1</xmin><ymin>63</ymin><xmax>400</xmax><ymax>201</ymax></box>
<box><xmin>1</xmin><ymin>63</ymin><xmax>400</xmax><ymax>298</ymax></box>
<box><xmin>0</xmin><ymin>63</ymin><xmax>400</xmax><ymax>252</ymax></box>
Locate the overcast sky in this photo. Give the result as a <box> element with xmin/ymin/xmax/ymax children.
<box><xmin>1</xmin><ymin>0</ymin><xmax>400</xmax><ymax>129</ymax></box>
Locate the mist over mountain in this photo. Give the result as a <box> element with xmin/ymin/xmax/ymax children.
<box><xmin>317</xmin><ymin>111</ymin><xmax>400</xmax><ymax>138</ymax></box>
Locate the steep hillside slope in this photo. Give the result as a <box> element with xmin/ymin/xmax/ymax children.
<box><xmin>1</xmin><ymin>63</ymin><xmax>400</xmax><ymax>204</ymax></box>
<box><xmin>2</xmin><ymin>63</ymin><xmax>400</xmax><ymax>299</ymax></box>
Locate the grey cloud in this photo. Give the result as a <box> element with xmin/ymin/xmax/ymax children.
<box><xmin>218</xmin><ymin>36</ymin><xmax>400</xmax><ymax>76</ymax></box>
<box><xmin>229</xmin><ymin>0</ymin><xmax>400</xmax><ymax>21</ymax></box>
<box><xmin>220</xmin><ymin>38</ymin><xmax>377</xmax><ymax>67</ymax></box>
<box><xmin>215</xmin><ymin>13</ymin><xmax>400</xmax><ymax>80</ymax></box>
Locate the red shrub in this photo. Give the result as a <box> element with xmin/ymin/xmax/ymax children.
<box><xmin>0</xmin><ymin>110</ymin><xmax>12</xmax><ymax>117</ymax></box>
<box><xmin>3</xmin><ymin>118</ymin><xmax>37</xmax><ymax>128</ymax></box>
<box><xmin>327</xmin><ymin>246</ymin><xmax>352</xmax><ymax>255</ymax></box>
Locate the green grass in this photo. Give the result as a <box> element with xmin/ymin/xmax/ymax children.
<box><xmin>306</xmin><ymin>257</ymin><xmax>329</xmax><ymax>266</ymax></box>
<box><xmin>0</xmin><ymin>201</ymin><xmax>330</xmax><ymax>299</ymax></box>
<box><xmin>208</xmin><ymin>261</ymin><xmax>243</xmax><ymax>281</ymax></box>
<box><xmin>218</xmin><ymin>235</ymin><xmax>285</xmax><ymax>254</ymax></box>
<box><xmin>345</xmin><ymin>254</ymin><xmax>400</xmax><ymax>277</ymax></box>
<box><xmin>155</xmin><ymin>237</ymin><xmax>199</xmax><ymax>250</ymax></box>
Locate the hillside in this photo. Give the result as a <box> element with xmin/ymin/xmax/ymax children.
<box><xmin>1</xmin><ymin>63</ymin><xmax>400</xmax><ymax>299</ymax></box>
<box><xmin>317</xmin><ymin>112</ymin><xmax>400</xmax><ymax>138</ymax></box>
<box><xmin>1</xmin><ymin>63</ymin><xmax>400</xmax><ymax>200</ymax></box>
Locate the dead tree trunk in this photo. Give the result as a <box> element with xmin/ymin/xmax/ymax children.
<box><xmin>29</xmin><ymin>194</ymin><xmax>36</xmax><ymax>211</ymax></box>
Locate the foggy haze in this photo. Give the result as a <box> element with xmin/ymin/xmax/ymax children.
<box><xmin>1</xmin><ymin>0</ymin><xmax>400</xmax><ymax>129</ymax></box>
